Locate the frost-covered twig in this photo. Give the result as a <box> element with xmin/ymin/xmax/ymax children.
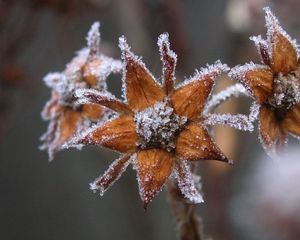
<box><xmin>204</xmin><ymin>83</ymin><xmax>248</xmax><ymax>115</ymax></box>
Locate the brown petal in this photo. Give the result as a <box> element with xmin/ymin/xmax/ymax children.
<box><xmin>75</xmin><ymin>89</ymin><xmax>132</xmax><ymax>114</ymax></box>
<box><xmin>90</xmin><ymin>154</ymin><xmax>132</xmax><ymax>195</ymax></box>
<box><xmin>81</xmin><ymin>103</ymin><xmax>103</xmax><ymax>120</ymax></box>
<box><xmin>83</xmin><ymin>58</ymin><xmax>102</xmax><ymax>87</ymax></box>
<box><xmin>176</xmin><ymin>123</ymin><xmax>230</xmax><ymax>163</ymax></box>
<box><xmin>136</xmin><ymin>149</ymin><xmax>174</xmax><ymax>209</ymax></box>
<box><xmin>119</xmin><ymin>36</ymin><xmax>165</xmax><ymax>111</ymax></box>
<box><xmin>77</xmin><ymin>115</ymin><xmax>137</xmax><ymax>153</ymax></box>
<box><xmin>55</xmin><ymin>110</ymin><xmax>82</xmax><ymax>147</ymax></box>
<box><xmin>158</xmin><ymin>33</ymin><xmax>176</xmax><ymax>95</ymax></box>
<box><xmin>265</xmin><ymin>8</ymin><xmax>298</xmax><ymax>73</ymax></box>
<box><xmin>171</xmin><ymin>62</ymin><xmax>227</xmax><ymax>119</ymax></box>
<box><xmin>282</xmin><ymin>103</ymin><xmax>300</xmax><ymax>136</ymax></box>
<box><xmin>250</xmin><ymin>35</ymin><xmax>271</xmax><ymax>66</ymax></box>
<box><xmin>41</xmin><ymin>91</ymin><xmax>61</xmax><ymax>120</ymax></box>
<box><xmin>230</xmin><ymin>64</ymin><xmax>274</xmax><ymax>104</ymax></box>
<box><xmin>259</xmin><ymin>106</ymin><xmax>287</xmax><ymax>153</ymax></box>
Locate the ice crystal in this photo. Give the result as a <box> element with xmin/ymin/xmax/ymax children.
<box><xmin>250</xmin><ymin>35</ymin><xmax>270</xmax><ymax>65</ymax></box>
<box><xmin>264</xmin><ymin>7</ymin><xmax>299</xmax><ymax>59</ymax></box>
<box><xmin>249</xmin><ymin>102</ymin><xmax>260</xmax><ymax>122</ymax></box>
<box><xmin>268</xmin><ymin>72</ymin><xmax>300</xmax><ymax>110</ymax></box>
<box><xmin>90</xmin><ymin>154</ymin><xmax>133</xmax><ymax>196</ymax></box>
<box><xmin>176</xmin><ymin>60</ymin><xmax>229</xmax><ymax>88</ymax></box>
<box><xmin>119</xmin><ymin>36</ymin><xmax>160</xmax><ymax>102</ymax></box>
<box><xmin>134</xmin><ymin>99</ymin><xmax>187</xmax><ymax>152</ymax></box>
<box><xmin>175</xmin><ymin>160</ymin><xmax>204</xmax><ymax>203</ymax></box>
<box><xmin>204</xmin><ymin>113</ymin><xmax>254</xmax><ymax>132</ymax></box>
<box><xmin>229</xmin><ymin>62</ymin><xmax>267</xmax><ymax>97</ymax></box>
<box><xmin>158</xmin><ymin>33</ymin><xmax>177</xmax><ymax>92</ymax></box>
<box><xmin>86</xmin><ymin>21</ymin><xmax>100</xmax><ymax>56</ymax></box>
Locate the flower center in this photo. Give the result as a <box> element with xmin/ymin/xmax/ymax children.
<box><xmin>134</xmin><ymin>99</ymin><xmax>187</xmax><ymax>152</ymax></box>
<box><xmin>268</xmin><ymin>72</ymin><xmax>300</xmax><ymax>111</ymax></box>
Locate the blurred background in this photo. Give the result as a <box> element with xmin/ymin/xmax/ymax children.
<box><xmin>1</xmin><ymin>0</ymin><xmax>300</xmax><ymax>239</ymax></box>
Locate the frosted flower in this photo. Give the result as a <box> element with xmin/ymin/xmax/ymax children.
<box><xmin>229</xmin><ymin>7</ymin><xmax>300</xmax><ymax>155</ymax></box>
<box><xmin>70</xmin><ymin>33</ymin><xmax>231</xmax><ymax>208</ymax></box>
<box><xmin>40</xmin><ymin>22</ymin><xmax>121</xmax><ymax>160</ymax></box>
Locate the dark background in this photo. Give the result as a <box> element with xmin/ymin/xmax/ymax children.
<box><xmin>1</xmin><ymin>0</ymin><xmax>300</xmax><ymax>239</ymax></box>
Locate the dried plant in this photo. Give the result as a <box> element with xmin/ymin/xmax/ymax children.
<box><xmin>40</xmin><ymin>22</ymin><xmax>121</xmax><ymax>160</ymax></box>
<box><xmin>40</xmin><ymin>6</ymin><xmax>300</xmax><ymax>240</ymax></box>
<box><xmin>230</xmin><ymin>7</ymin><xmax>300</xmax><ymax>156</ymax></box>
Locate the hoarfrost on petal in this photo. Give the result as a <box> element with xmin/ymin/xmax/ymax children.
<box><xmin>204</xmin><ymin>83</ymin><xmax>248</xmax><ymax>114</ymax></box>
<box><xmin>98</xmin><ymin>57</ymin><xmax>122</xmax><ymax>80</ymax></box>
<box><xmin>90</xmin><ymin>154</ymin><xmax>132</xmax><ymax>196</ymax></box>
<box><xmin>157</xmin><ymin>32</ymin><xmax>177</xmax><ymax>93</ymax></box>
<box><xmin>249</xmin><ymin>102</ymin><xmax>260</xmax><ymax>122</ymax></box>
<box><xmin>118</xmin><ymin>35</ymin><xmax>161</xmax><ymax>102</ymax></box>
<box><xmin>43</xmin><ymin>72</ymin><xmax>64</xmax><ymax>90</ymax></box>
<box><xmin>177</xmin><ymin>60</ymin><xmax>229</xmax><ymax>88</ymax></box>
<box><xmin>75</xmin><ymin>88</ymin><xmax>116</xmax><ymax>104</ymax></box>
<box><xmin>74</xmin><ymin>88</ymin><xmax>131</xmax><ymax>113</ymax></box>
<box><xmin>204</xmin><ymin>113</ymin><xmax>254</xmax><ymax>132</ymax></box>
<box><xmin>229</xmin><ymin>62</ymin><xmax>268</xmax><ymax>97</ymax></box>
<box><xmin>264</xmin><ymin>7</ymin><xmax>299</xmax><ymax>58</ymax></box>
<box><xmin>134</xmin><ymin>99</ymin><xmax>187</xmax><ymax>151</ymax></box>
<box><xmin>250</xmin><ymin>35</ymin><xmax>271</xmax><ymax>65</ymax></box>
<box><xmin>174</xmin><ymin>160</ymin><xmax>204</xmax><ymax>204</ymax></box>
<box><xmin>60</xmin><ymin>115</ymin><xmax>113</xmax><ymax>150</ymax></box>
<box><xmin>86</xmin><ymin>21</ymin><xmax>101</xmax><ymax>56</ymax></box>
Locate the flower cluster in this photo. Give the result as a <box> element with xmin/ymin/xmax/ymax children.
<box><xmin>41</xmin><ymin>7</ymin><xmax>300</xmax><ymax>207</ymax></box>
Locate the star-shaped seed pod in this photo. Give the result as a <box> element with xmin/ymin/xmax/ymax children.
<box><xmin>69</xmin><ymin>33</ymin><xmax>231</xmax><ymax>208</ymax></box>
<box><xmin>229</xmin><ymin>7</ymin><xmax>300</xmax><ymax>155</ymax></box>
<box><xmin>40</xmin><ymin>22</ymin><xmax>122</xmax><ymax>160</ymax></box>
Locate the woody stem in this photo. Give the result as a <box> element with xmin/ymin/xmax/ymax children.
<box><xmin>167</xmin><ymin>164</ymin><xmax>205</xmax><ymax>240</ymax></box>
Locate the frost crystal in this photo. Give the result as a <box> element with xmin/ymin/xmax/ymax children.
<box><xmin>250</xmin><ymin>35</ymin><xmax>270</xmax><ymax>64</ymax></box>
<box><xmin>229</xmin><ymin>62</ymin><xmax>267</xmax><ymax>97</ymax></box>
<box><xmin>268</xmin><ymin>72</ymin><xmax>300</xmax><ymax>110</ymax></box>
<box><xmin>175</xmin><ymin>160</ymin><xmax>204</xmax><ymax>203</ymax></box>
<box><xmin>177</xmin><ymin>60</ymin><xmax>229</xmax><ymax>88</ymax></box>
<box><xmin>264</xmin><ymin>7</ymin><xmax>299</xmax><ymax>59</ymax></box>
<box><xmin>204</xmin><ymin>113</ymin><xmax>254</xmax><ymax>132</ymax></box>
<box><xmin>119</xmin><ymin>36</ymin><xmax>159</xmax><ymax>101</ymax></box>
<box><xmin>90</xmin><ymin>154</ymin><xmax>132</xmax><ymax>196</ymax></box>
<box><xmin>158</xmin><ymin>32</ymin><xmax>177</xmax><ymax>92</ymax></box>
<box><xmin>86</xmin><ymin>21</ymin><xmax>100</xmax><ymax>56</ymax></box>
<box><xmin>134</xmin><ymin>99</ymin><xmax>187</xmax><ymax>151</ymax></box>
<box><xmin>249</xmin><ymin>102</ymin><xmax>260</xmax><ymax>122</ymax></box>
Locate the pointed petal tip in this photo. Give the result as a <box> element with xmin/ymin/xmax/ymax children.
<box><xmin>157</xmin><ymin>32</ymin><xmax>170</xmax><ymax>48</ymax></box>
<box><xmin>89</xmin><ymin>181</ymin><xmax>105</xmax><ymax>196</ymax></box>
<box><xmin>118</xmin><ymin>35</ymin><xmax>130</xmax><ymax>53</ymax></box>
<box><xmin>86</xmin><ymin>21</ymin><xmax>101</xmax><ymax>55</ymax></box>
<box><xmin>227</xmin><ymin>158</ymin><xmax>234</xmax><ymax>165</ymax></box>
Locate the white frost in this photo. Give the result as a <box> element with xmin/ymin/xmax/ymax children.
<box><xmin>90</xmin><ymin>154</ymin><xmax>132</xmax><ymax>196</ymax></box>
<box><xmin>204</xmin><ymin>113</ymin><xmax>254</xmax><ymax>132</ymax></box>
<box><xmin>86</xmin><ymin>21</ymin><xmax>101</xmax><ymax>56</ymax></box>
<box><xmin>264</xmin><ymin>7</ymin><xmax>299</xmax><ymax>59</ymax></box>
<box><xmin>176</xmin><ymin>60</ymin><xmax>229</xmax><ymax>88</ymax></box>
<box><xmin>174</xmin><ymin>160</ymin><xmax>204</xmax><ymax>204</ymax></box>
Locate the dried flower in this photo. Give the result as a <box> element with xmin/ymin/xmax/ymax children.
<box><xmin>68</xmin><ymin>33</ymin><xmax>231</xmax><ymax>208</ymax></box>
<box><xmin>40</xmin><ymin>22</ymin><xmax>122</xmax><ymax>160</ymax></box>
<box><xmin>229</xmin><ymin>7</ymin><xmax>300</xmax><ymax>155</ymax></box>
